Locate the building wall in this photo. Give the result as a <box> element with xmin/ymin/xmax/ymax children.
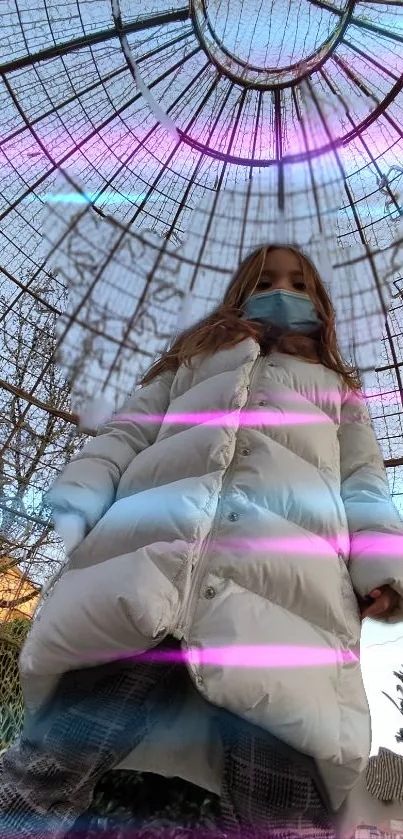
<box><xmin>0</xmin><ymin>564</ymin><xmax>39</xmax><ymax>622</ymax></box>
<box><xmin>338</xmin><ymin>773</ymin><xmax>403</xmax><ymax>836</ymax></box>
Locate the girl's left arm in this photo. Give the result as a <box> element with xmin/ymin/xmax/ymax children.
<box><xmin>339</xmin><ymin>385</ymin><xmax>403</xmax><ymax>623</ymax></box>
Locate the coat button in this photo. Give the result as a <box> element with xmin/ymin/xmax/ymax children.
<box><xmin>196</xmin><ymin>674</ymin><xmax>204</xmax><ymax>685</ymax></box>
<box><xmin>258</xmin><ymin>400</ymin><xmax>267</xmax><ymax>406</ymax></box>
<box><xmin>267</xmin><ymin>362</ymin><xmax>276</xmax><ymax>367</ymax></box>
<box><xmin>204</xmin><ymin>586</ymin><xmax>216</xmax><ymax>599</ymax></box>
<box><xmin>227</xmin><ymin>512</ymin><xmax>239</xmax><ymax>521</ymax></box>
<box><xmin>241</xmin><ymin>447</ymin><xmax>251</xmax><ymax>456</ymax></box>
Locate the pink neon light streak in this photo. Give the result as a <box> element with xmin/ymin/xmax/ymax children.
<box><xmin>214</xmin><ymin>535</ymin><xmax>403</xmax><ymax>558</ymax></box>
<box><xmin>112</xmin><ymin>410</ymin><xmax>331</xmax><ymax>427</ymax></box>
<box><xmin>86</xmin><ymin>644</ymin><xmax>360</xmax><ymax>668</ymax></box>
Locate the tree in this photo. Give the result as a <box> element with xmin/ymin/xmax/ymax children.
<box><xmin>0</xmin><ymin>268</ymin><xmax>84</xmax><ymax>605</ymax></box>
<box><xmin>382</xmin><ymin>665</ymin><xmax>403</xmax><ymax>744</ymax></box>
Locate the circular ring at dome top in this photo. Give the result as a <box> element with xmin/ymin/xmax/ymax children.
<box><xmin>190</xmin><ymin>0</ymin><xmax>355</xmax><ymax>89</ymax></box>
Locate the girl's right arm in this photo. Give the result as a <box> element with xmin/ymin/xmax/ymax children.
<box><xmin>52</xmin><ymin>510</ymin><xmax>87</xmax><ymax>555</ymax></box>
<box><xmin>47</xmin><ymin>370</ymin><xmax>175</xmax><ymax>543</ymax></box>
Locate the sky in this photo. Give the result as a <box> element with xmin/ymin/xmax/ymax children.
<box><xmin>361</xmin><ymin>619</ymin><xmax>403</xmax><ymax>756</ymax></box>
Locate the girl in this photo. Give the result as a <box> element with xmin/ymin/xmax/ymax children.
<box><xmin>1</xmin><ymin>244</ymin><xmax>402</xmax><ymax>839</ymax></box>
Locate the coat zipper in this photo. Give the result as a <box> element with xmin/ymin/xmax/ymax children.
<box><xmin>180</xmin><ymin>352</ymin><xmax>262</xmax><ymax>640</ymax></box>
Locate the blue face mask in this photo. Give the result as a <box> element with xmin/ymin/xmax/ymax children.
<box><xmin>242</xmin><ymin>289</ymin><xmax>322</xmax><ymax>335</ymax></box>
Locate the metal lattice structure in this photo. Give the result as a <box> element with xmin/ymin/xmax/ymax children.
<box><xmin>1</xmin><ymin>1</ymin><xmax>403</xmax><ymax>748</ymax></box>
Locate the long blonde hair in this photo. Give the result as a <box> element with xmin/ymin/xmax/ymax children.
<box><xmin>140</xmin><ymin>244</ymin><xmax>361</xmax><ymax>391</ymax></box>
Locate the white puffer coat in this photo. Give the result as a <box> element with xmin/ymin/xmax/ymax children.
<box><xmin>20</xmin><ymin>339</ymin><xmax>403</xmax><ymax>813</ymax></box>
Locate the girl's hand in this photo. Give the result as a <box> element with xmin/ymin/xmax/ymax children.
<box><xmin>360</xmin><ymin>585</ymin><xmax>400</xmax><ymax>621</ymax></box>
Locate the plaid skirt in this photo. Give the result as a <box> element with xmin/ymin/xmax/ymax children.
<box><xmin>0</xmin><ymin>635</ymin><xmax>335</xmax><ymax>839</ymax></box>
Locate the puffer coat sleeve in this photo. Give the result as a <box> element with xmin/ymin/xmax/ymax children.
<box><xmin>46</xmin><ymin>370</ymin><xmax>175</xmax><ymax>535</ymax></box>
<box><xmin>339</xmin><ymin>384</ymin><xmax>403</xmax><ymax>623</ymax></box>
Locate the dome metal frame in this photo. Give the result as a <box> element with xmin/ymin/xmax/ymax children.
<box><xmin>0</xmin><ymin>0</ymin><xmax>402</xmax><ymax>654</ymax></box>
